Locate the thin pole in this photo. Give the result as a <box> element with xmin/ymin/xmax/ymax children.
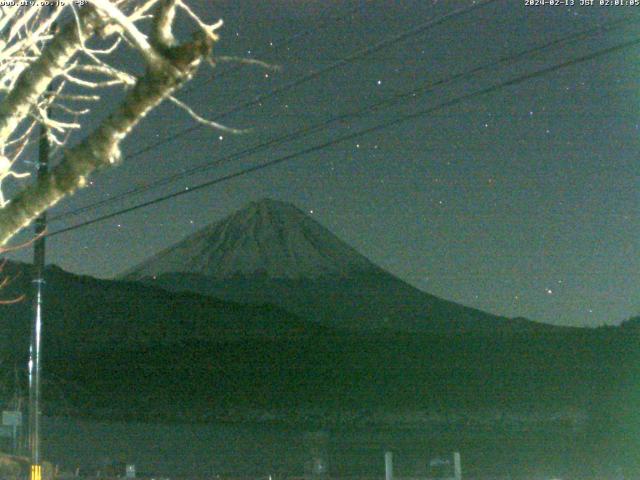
<box><xmin>29</xmin><ymin>38</ymin><xmax>52</xmax><ymax>480</ymax></box>
<box><xmin>385</xmin><ymin>451</ymin><xmax>393</xmax><ymax>480</ymax></box>
<box><xmin>453</xmin><ymin>452</ymin><xmax>462</xmax><ymax>480</ymax></box>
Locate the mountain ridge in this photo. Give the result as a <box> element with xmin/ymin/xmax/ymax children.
<box><xmin>122</xmin><ymin>198</ymin><xmax>565</xmax><ymax>333</ymax></box>
<box><xmin>122</xmin><ymin>198</ymin><xmax>380</xmax><ymax>281</ymax></box>
<box><xmin>0</xmin><ymin>260</ymin><xmax>325</xmax><ymax>361</ymax></box>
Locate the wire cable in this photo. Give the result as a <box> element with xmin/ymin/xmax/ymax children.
<box><xmin>117</xmin><ymin>0</ymin><xmax>502</xmax><ymax>161</ymax></box>
<box><xmin>46</xmin><ymin>35</ymin><xmax>640</xmax><ymax>238</ymax></box>
<box><xmin>48</xmin><ymin>13</ymin><xmax>640</xmax><ymax>222</ymax></box>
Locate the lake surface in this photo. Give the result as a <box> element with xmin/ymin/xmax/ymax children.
<box><xmin>42</xmin><ymin>417</ymin><xmax>307</xmax><ymax>477</ymax></box>
<box><xmin>39</xmin><ymin>416</ymin><xmax>592</xmax><ymax>479</ymax></box>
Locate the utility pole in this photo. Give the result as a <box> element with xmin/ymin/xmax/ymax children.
<box><xmin>384</xmin><ymin>451</ymin><xmax>393</xmax><ymax>480</ymax></box>
<box><xmin>29</xmin><ymin>11</ymin><xmax>54</xmax><ymax>479</ymax></box>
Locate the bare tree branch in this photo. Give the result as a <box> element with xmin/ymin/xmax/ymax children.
<box><xmin>0</xmin><ymin>1</ymin><xmax>226</xmax><ymax>247</ymax></box>
<box><xmin>168</xmin><ymin>95</ymin><xmax>246</xmax><ymax>133</ymax></box>
<box><xmin>0</xmin><ymin>21</ymin><xmax>214</xmax><ymax>245</ymax></box>
<box><xmin>0</xmin><ymin>7</ymin><xmax>100</xmax><ymax>146</ymax></box>
<box><xmin>87</xmin><ymin>0</ymin><xmax>164</xmax><ymax>67</ymax></box>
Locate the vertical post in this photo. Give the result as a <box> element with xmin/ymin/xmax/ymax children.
<box><xmin>29</xmin><ymin>33</ymin><xmax>52</xmax><ymax>480</ymax></box>
<box><xmin>385</xmin><ymin>451</ymin><xmax>393</xmax><ymax>480</ymax></box>
<box><xmin>12</xmin><ymin>423</ymin><xmax>17</xmax><ymax>453</ymax></box>
<box><xmin>453</xmin><ymin>452</ymin><xmax>462</xmax><ymax>480</ymax></box>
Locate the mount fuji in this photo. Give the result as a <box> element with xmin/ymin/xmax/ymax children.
<box><xmin>0</xmin><ymin>200</ymin><xmax>619</xmax><ymax>431</ymax></box>
<box><xmin>122</xmin><ymin>199</ymin><xmax>553</xmax><ymax>333</ymax></box>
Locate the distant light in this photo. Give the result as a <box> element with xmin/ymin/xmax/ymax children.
<box><xmin>376</xmin><ymin>80</ymin><xmax>382</xmax><ymax>85</ymax></box>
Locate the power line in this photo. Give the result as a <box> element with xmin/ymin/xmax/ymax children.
<box><xmin>117</xmin><ymin>0</ymin><xmax>501</xmax><ymax>161</ymax></box>
<box><xmin>47</xmin><ymin>2</ymin><xmax>363</xmax><ymax>168</ymax></box>
<box><xmin>49</xmin><ymin>13</ymin><xmax>640</xmax><ymax>222</ymax></box>
<box><xmin>47</xmin><ymin>35</ymin><xmax>640</xmax><ymax>238</ymax></box>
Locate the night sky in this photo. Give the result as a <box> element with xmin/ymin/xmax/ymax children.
<box><xmin>7</xmin><ymin>0</ymin><xmax>640</xmax><ymax>327</ymax></box>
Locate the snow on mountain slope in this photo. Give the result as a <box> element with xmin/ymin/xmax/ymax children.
<box><xmin>122</xmin><ymin>198</ymin><xmax>379</xmax><ymax>281</ymax></box>
<box><xmin>121</xmin><ymin>198</ymin><xmax>559</xmax><ymax>333</ymax></box>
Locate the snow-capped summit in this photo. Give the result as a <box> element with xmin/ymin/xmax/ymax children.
<box><xmin>122</xmin><ymin>198</ymin><xmax>378</xmax><ymax>281</ymax></box>
<box><xmin>122</xmin><ymin>198</ymin><xmax>555</xmax><ymax>333</ymax></box>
